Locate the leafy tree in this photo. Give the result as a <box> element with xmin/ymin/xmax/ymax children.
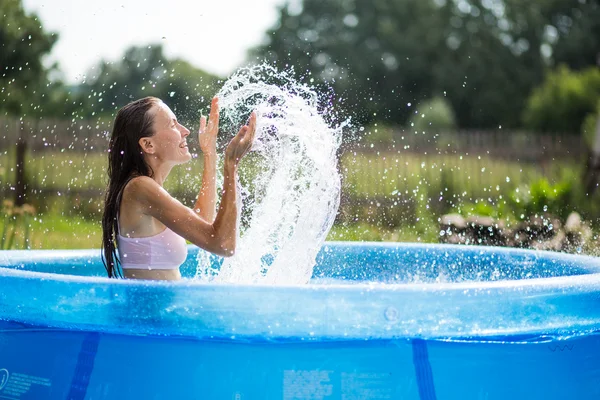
<box><xmin>523</xmin><ymin>65</ymin><xmax>600</xmax><ymax>133</ymax></box>
<box><xmin>251</xmin><ymin>0</ymin><xmax>446</xmax><ymax>126</ymax></box>
<box><xmin>73</xmin><ymin>44</ymin><xmax>221</xmax><ymax>126</ymax></box>
<box><xmin>0</xmin><ymin>0</ymin><xmax>58</xmax><ymax>116</ymax></box>
<box><xmin>546</xmin><ymin>0</ymin><xmax>600</xmax><ymax>70</ymax></box>
<box><xmin>165</xmin><ymin>58</ymin><xmax>222</xmax><ymax>124</ymax></box>
<box><xmin>251</xmin><ymin>0</ymin><xmax>600</xmax><ymax>129</ymax></box>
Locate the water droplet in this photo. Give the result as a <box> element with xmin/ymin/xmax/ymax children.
<box><xmin>384</xmin><ymin>307</ymin><xmax>398</xmax><ymax>321</ymax></box>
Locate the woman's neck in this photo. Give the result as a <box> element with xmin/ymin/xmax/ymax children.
<box><xmin>145</xmin><ymin>157</ymin><xmax>174</xmax><ymax>186</ymax></box>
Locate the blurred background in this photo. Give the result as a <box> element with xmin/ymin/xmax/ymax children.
<box><xmin>1</xmin><ymin>0</ymin><xmax>599</xmax><ymax>252</ymax></box>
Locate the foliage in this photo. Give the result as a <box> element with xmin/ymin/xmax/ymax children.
<box><xmin>251</xmin><ymin>0</ymin><xmax>599</xmax><ymax>129</ymax></box>
<box><xmin>506</xmin><ymin>178</ymin><xmax>574</xmax><ymax>220</ymax></box>
<box><xmin>549</xmin><ymin>0</ymin><xmax>600</xmax><ymax>70</ymax></box>
<box><xmin>0</xmin><ymin>0</ymin><xmax>58</xmax><ymax>116</ymax></box>
<box><xmin>523</xmin><ymin>66</ymin><xmax>600</xmax><ymax>134</ymax></box>
<box><xmin>68</xmin><ymin>44</ymin><xmax>222</xmax><ymax>126</ymax></box>
<box><xmin>409</xmin><ymin>96</ymin><xmax>456</xmax><ymax>134</ymax></box>
<box><xmin>166</xmin><ymin>58</ymin><xmax>222</xmax><ymax>124</ymax></box>
<box><xmin>453</xmin><ymin>198</ymin><xmax>514</xmax><ymax>224</ymax></box>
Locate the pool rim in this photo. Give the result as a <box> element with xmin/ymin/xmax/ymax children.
<box><xmin>2</xmin><ymin>242</ymin><xmax>600</xmax><ymax>341</ymax></box>
<box><xmin>1</xmin><ymin>241</ymin><xmax>600</xmax><ymax>290</ymax></box>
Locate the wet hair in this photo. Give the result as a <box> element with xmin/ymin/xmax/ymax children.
<box><xmin>101</xmin><ymin>97</ymin><xmax>161</xmax><ymax>278</ymax></box>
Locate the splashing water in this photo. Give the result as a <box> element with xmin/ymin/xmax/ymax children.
<box><xmin>194</xmin><ymin>65</ymin><xmax>343</xmax><ymax>285</ymax></box>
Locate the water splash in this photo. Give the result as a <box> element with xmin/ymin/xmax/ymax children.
<box><xmin>195</xmin><ymin>65</ymin><xmax>343</xmax><ymax>285</ymax></box>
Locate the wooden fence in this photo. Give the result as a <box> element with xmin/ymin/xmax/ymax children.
<box><xmin>343</xmin><ymin>129</ymin><xmax>586</xmax><ymax>162</ymax></box>
<box><xmin>0</xmin><ymin>118</ymin><xmax>112</xmax><ymax>153</ymax></box>
<box><xmin>0</xmin><ymin>117</ymin><xmax>587</xmax><ymax>158</ymax></box>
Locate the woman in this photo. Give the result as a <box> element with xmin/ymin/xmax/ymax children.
<box><xmin>101</xmin><ymin>96</ymin><xmax>256</xmax><ymax>280</ymax></box>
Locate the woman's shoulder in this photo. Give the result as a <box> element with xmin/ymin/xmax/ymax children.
<box><xmin>126</xmin><ymin>175</ymin><xmax>156</xmax><ymax>188</ymax></box>
<box><xmin>123</xmin><ymin>176</ymin><xmax>163</xmax><ymax>200</ymax></box>
<box><xmin>122</xmin><ymin>175</ymin><xmax>182</xmax><ymax>219</ymax></box>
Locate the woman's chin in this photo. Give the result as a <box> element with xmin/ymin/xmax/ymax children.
<box><xmin>179</xmin><ymin>149</ymin><xmax>192</xmax><ymax>162</ymax></box>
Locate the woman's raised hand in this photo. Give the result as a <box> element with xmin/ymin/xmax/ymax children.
<box><xmin>225</xmin><ymin>112</ymin><xmax>257</xmax><ymax>165</ymax></box>
<box><xmin>199</xmin><ymin>97</ymin><xmax>219</xmax><ymax>157</ymax></box>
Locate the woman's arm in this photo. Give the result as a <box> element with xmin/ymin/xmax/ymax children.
<box><xmin>131</xmin><ymin>112</ymin><xmax>256</xmax><ymax>256</ymax></box>
<box><xmin>194</xmin><ymin>97</ymin><xmax>219</xmax><ymax>222</ymax></box>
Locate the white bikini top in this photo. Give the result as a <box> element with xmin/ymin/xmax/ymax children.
<box><xmin>117</xmin><ymin>227</ymin><xmax>188</xmax><ymax>270</ymax></box>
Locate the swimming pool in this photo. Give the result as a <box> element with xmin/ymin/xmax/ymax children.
<box><xmin>1</xmin><ymin>242</ymin><xmax>599</xmax><ymax>399</ymax></box>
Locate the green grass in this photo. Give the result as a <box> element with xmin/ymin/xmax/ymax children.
<box><xmin>0</xmin><ymin>148</ymin><xmax>590</xmax><ymax>249</ymax></box>
<box><xmin>0</xmin><ymin>149</ymin><xmax>207</xmax><ymax>194</ymax></box>
<box><xmin>342</xmin><ymin>152</ymin><xmax>574</xmax><ymax>200</ymax></box>
<box><xmin>326</xmin><ymin>222</ymin><xmax>437</xmax><ymax>243</ymax></box>
<box><xmin>1</xmin><ymin>212</ymin><xmax>101</xmax><ymax>250</ymax></box>
<box><xmin>1</xmin><ymin>149</ymin><xmax>578</xmax><ymax>202</ymax></box>
<box><xmin>1</xmin><ymin>150</ymin><xmax>107</xmax><ymax>190</ymax></box>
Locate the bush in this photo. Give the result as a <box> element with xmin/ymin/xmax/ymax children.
<box><xmin>507</xmin><ymin>178</ymin><xmax>573</xmax><ymax>220</ymax></box>
<box><xmin>523</xmin><ymin>66</ymin><xmax>600</xmax><ymax>134</ymax></box>
<box><xmin>409</xmin><ymin>96</ymin><xmax>456</xmax><ymax>134</ymax></box>
<box><xmin>452</xmin><ymin>176</ymin><xmax>577</xmax><ymax>225</ymax></box>
<box><xmin>453</xmin><ymin>199</ymin><xmax>513</xmax><ymax>223</ymax></box>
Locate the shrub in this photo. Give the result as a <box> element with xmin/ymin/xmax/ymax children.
<box><xmin>409</xmin><ymin>96</ymin><xmax>457</xmax><ymax>134</ymax></box>
<box><xmin>507</xmin><ymin>178</ymin><xmax>573</xmax><ymax>220</ymax></box>
<box><xmin>523</xmin><ymin>65</ymin><xmax>600</xmax><ymax>134</ymax></box>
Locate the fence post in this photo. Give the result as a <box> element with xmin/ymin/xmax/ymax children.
<box><xmin>14</xmin><ymin>121</ymin><xmax>27</xmax><ymax>206</ymax></box>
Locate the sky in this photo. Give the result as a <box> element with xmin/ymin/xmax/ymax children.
<box><xmin>22</xmin><ymin>0</ymin><xmax>286</xmax><ymax>83</ymax></box>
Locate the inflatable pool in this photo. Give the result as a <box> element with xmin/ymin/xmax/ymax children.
<box><xmin>1</xmin><ymin>242</ymin><xmax>600</xmax><ymax>399</ymax></box>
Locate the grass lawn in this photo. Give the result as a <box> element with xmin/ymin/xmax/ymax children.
<box><xmin>0</xmin><ymin>149</ymin><xmax>589</xmax><ymax>250</ymax></box>
<box><xmin>1</xmin><ymin>213</ymin><xmax>101</xmax><ymax>250</ymax></box>
<box><xmin>342</xmin><ymin>152</ymin><xmax>579</xmax><ymax>199</ymax></box>
<box><xmin>1</xmin><ymin>149</ymin><xmax>580</xmax><ymax>201</ymax></box>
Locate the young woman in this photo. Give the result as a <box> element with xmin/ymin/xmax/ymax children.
<box><xmin>101</xmin><ymin>96</ymin><xmax>256</xmax><ymax>280</ymax></box>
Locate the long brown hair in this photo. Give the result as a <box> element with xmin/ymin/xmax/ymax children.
<box><xmin>101</xmin><ymin>97</ymin><xmax>161</xmax><ymax>278</ymax></box>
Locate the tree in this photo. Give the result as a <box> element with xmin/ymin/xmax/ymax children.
<box><xmin>523</xmin><ymin>65</ymin><xmax>600</xmax><ymax>133</ymax></box>
<box><xmin>73</xmin><ymin>44</ymin><xmax>221</xmax><ymax>126</ymax></box>
<box><xmin>0</xmin><ymin>0</ymin><xmax>58</xmax><ymax>116</ymax></box>
<box><xmin>164</xmin><ymin>58</ymin><xmax>222</xmax><ymax>125</ymax></box>
<box><xmin>251</xmin><ymin>0</ymin><xmax>446</xmax><ymax>126</ymax></box>
<box><xmin>251</xmin><ymin>0</ymin><xmax>600</xmax><ymax>129</ymax></box>
<box><xmin>545</xmin><ymin>0</ymin><xmax>600</xmax><ymax>70</ymax></box>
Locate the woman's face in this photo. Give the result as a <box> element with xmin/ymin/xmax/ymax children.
<box><xmin>149</xmin><ymin>102</ymin><xmax>192</xmax><ymax>164</ymax></box>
